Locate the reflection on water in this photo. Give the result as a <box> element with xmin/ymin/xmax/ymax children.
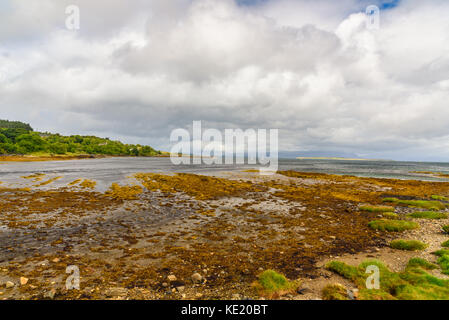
<box><xmin>0</xmin><ymin>157</ymin><xmax>448</xmax><ymax>190</ymax></box>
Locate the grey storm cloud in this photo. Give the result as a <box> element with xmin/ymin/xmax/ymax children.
<box><xmin>1</xmin><ymin>0</ymin><xmax>449</xmax><ymax>161</ymax></box>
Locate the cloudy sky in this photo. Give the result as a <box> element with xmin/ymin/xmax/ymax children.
<box><xmin>1</xmin><ymin>0</ymin><xmax>449</xmax><ymax>161</ymax></box>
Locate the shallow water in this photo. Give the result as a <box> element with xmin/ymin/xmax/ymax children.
<box><xmin>0</xmin><ymin>157</ymin><xmax>448</xmax><ymax>190</ymax></box>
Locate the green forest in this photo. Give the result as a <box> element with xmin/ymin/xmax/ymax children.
<box><xmin>0</xmin><ymin>120</ymin><xmax>161</xmax><ymax>156</ymax></box>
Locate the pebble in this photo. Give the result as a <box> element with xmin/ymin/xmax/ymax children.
<box><xmin>176</xmin><ymin>286</ymin><xmax>185</xmax><ymax>293</ymax></box>
<box><xmin>191</xmin><ymin>273</ymin><xmax>203</xmax><ymax>283</ymax></box>
<box><xmin>348</xmin><ymin>288</ymin><xmax>359</xmax><ymax>300</ymax></box>
<box><xmin>45</xmin><ymin>288</ymin><xmax>57</xmax><ymax>299</ymax></box>
<box><xmin>167</xmin><ymin>275</ymin><xmax>177</xmax><ymax>282</ymax></box>
<box><xmin>5</xmin><ymin>281</ymin><xmax>14</xmax><ymax>289</ymax></box>
<box><xmin>20</xmin><ymin>277</ymin><xmax>29</xmax><ymax>286</ymax></box>
<box><xmin>105</xmin><ymin>287</ymin><xmax>128</xmax><ymax>297</ymax></box>
<box><xmin>297</xmin><ymin>287</ymin><xmax>312</xmax><ymax>295</ymax></box>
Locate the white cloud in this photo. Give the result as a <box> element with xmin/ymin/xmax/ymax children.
<box><xmin>1</xmin><ymin>0</ymin><xmax>449</xmax><ymax>161</ymax></box>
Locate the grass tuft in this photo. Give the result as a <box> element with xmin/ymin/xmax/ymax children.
<box><xmin>407</xmin><ymin>258</ymin><xmax>438</xmax><ymax>270</ymax></box>
<box><xmin>382</xmin><ymin>212</ymin><xmax>398</xmax><ymax>219</ymax></box>
<box><xmin>326</xmin><ymin>258</ymin><xmax>449</xmax><ymax>300</ymax></box>
<box><xmin>321</xmin><ymin>284</ymin><xmax>348</xmax><ymax>300</ymax></box>
<box><xmin>437</xmin><ymin>255</ymin><xmax>449</xmax><ymax>275</ymax></box>
<box><xmin>431</xmin><ymin>195</ymin><xmax>449</xmax><ymax>201</ymax></box>
<box><xmin>442</xmin><ymin>240</ymin><xmax>449</xmax><ymax>248</ymax></box>
<box><xmin>382</xmin><ymin>197</ymin><xmax>445</xmax><ymax>211</ymax></box>
<box><xmin>390</xmin><ymin>239</ymin><xmax>427</xmax><ymax>251</ymax></box>
<box><xmin>360</xmin><ymin>205</ymin><xmax>395</xmax><ymax>213</ymax></box>
<box><xmin>443</xmin><ymin>225</ymin><xmax>449</xmax><ymax>234</ymax></box>
<box><xmin>252</xmin><ymin>270</ymin><xmax>299</xmax><ymax>298</ymax></box>
<box><xmin>368</xmin><ymin>219</ymin><xmax>419</xmax><ymax>232</ymax></box>
<box><xmin>407</xmin><ymin>211</ymin><xmax>448</xmax><ymax>219</ymax></box>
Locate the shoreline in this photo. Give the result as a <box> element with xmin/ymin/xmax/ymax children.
<box><xmin>0</xmin><ymin>154</ymin><xmax>170</xmax><ymax>162</ymax></box>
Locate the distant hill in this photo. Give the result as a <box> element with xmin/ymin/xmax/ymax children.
<box><xmin>0</xmin><ymin>119</ymin><xmax>33</xmax><ymax>131</ymax></box>
<box><xmin>0</xmin><ymin>119</ymin><xmax>161</xmax><ymax>157</ymax></box>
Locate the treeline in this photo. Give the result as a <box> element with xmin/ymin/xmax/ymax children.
<box><xmin>0</xmin><ymin>120</ymin><xmax>161</xmax><ymax>156</ymax></box>
<box><xmin>0</xmin><ymin>120</ymin><xmax>33</xmax><ymax>131</ymax></box>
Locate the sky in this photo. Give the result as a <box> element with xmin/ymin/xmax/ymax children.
<box><xmin>1</xmin><ymin>0</ymin><xmax>449</xmax><ymax>161</ymax></box>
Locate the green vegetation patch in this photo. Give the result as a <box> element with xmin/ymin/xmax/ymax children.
<box><xmin>360</xmin><ymin>205</ymin><xmax>395</xmax><ymax>213</ymax></box>
<box><xmin>443</xmin><ymin>225</ymin><xmax>449</xmax><ymax>234</ymax></box>
<box><xmin>390</xmin><ymin>239</ymin><xmax>427</xmax><ymax>251</ymax></box>
<box><xmin>442</xmin><ymin>240</ymin><xmax>449</xmax><ymax>248</ymax></box>
<box><xmin>0</xmin><ymin>119</ymin><xmax>33</xmax><ymax>131</ymax></box>
<box><xmin>407</xmin><ymin>258</ymin><xmax>438</xmax><ymax>270</ymax></box>
<box><xmin>432</xmin><ymin>195</ymin><xmax>449</xmax><ymax>201</ymax></box>
<box><xmin>407</xmin><ymin>211</ymin><xmax>448</xmax><ymax>219</ymax></box>
<box><xmin>382</xmin><ymin>197</ymin><xmax>445</xmax><ymax>211</ymax></box>
<box><xmin>321</xmin><ymin>284</ymin><xmax>348</xmax><ymax>300</ymax></box>
<box><xmin>0</xmin><ymin>119</ymin><xmax>160</xmax><ymax>156</ymax></box>
<box><xmin>368</xmin><ymin>219</ymin><xmax>419</xmax><ymax>232</ymax></box>
<box><xmin>431</xmin><ymin>250</ymin><xmax>449</xmax><ymax>275</ymax></box>
<box><xmin>253</xmin><ymin>270</ymin><xmax>299</xmax><ymax>298</ymax></box>
<box><xmin>325</xmin><ymin>259</ymin><xmax>449</xmax><ymax>300</ymax></box>
<box><xmin>382</xmin><ymin>212</ymin><xmax>398</xmax><ymax>219</ymax></box>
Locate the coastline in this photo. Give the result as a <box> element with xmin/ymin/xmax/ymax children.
<box><xmin>0</xmin><ymin>153</ymin><xmax>170</xmax><ymax>162</ymax></box>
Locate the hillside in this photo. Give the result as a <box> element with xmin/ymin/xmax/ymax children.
<box><xmin>0</xmin><ymin>120</ymin><xmax>161</xmax><ymax>157</ymax></box>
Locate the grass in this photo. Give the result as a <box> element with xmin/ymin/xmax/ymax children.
<box><xmin>321</xmin><ymin>284</ymin><xmax>348</xmax><ymax>300</ymax></box>
<box><xmin>407</xmin><ymin>258</ymin><xmax>438</xmax><ymax>270</ymax></box>
<box><xmin>382</xmin><ymin>212</ymin><xmax>398</xmax><ymax>219</ymax></box>
<box><xmin>390</xmin><ymin>239</ymin><xmax>427</xmax><ymax>251</ymax></box>
<box><xmin>432</xmin><ymin>249</ymin><xmax>449</xmax><ymax>275</ymax></box>
<box><xmin>443</xmin><ymin>225</ymin><xmax>449</xmax><ymax>234</ymax></box>
<box><xmin>252</xmin><ymin>270</ymin><xmax>299</xmax><ymax>298</ymax></box>
<box><xmin>432</xmin><ymin>195</ymin><xmax>449</xmax><ymax>201</ymax></box>
<box><xmin>325</xmin><ymin>259</ymin><xmax>449</xmax><ymax>300</ymax></box>
<box><xmin>442</xmin><ymin>240</ymin><xmax>449</xmax><ymax>248</ymax></box>
<box><xmin>407</xmin><ymin>211</ymin><xmax>448</xmax><ymax>219</ymax></box>
<box><xmin>382</xmin><ymin>197</ymin><xmax>446</xmax><ymax>211</ymax></box>
<box><xmin>368</xmin><ymin>219</ymin><xmax>419</xmax><ymax>232</ymax></box>
<box><xmin>360</xmin><ymin>205</ymin><xmax>395</xmax><ymax>213</ymax></box>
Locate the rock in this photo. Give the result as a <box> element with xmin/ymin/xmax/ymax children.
<box><xmin>191</xmin><ymin>273</ymin><xmax>203</xmax><ymax>284</ymax></box>
<box><xmin>105</xmin><ymin>287</ymin><xmax>128</xmax><ymax>297</ymax></box>
<box><xmin>5</xmin><ymin>281</ymin><xmax>14</xmax><ymax>289</ymax></box>
<box><xmin>195</xmin><ymin>293</ymin><xmax>203</xmax><ymax>298</ymax></box>
<box><xmin>167</xmin><ymin>275</ymin><xmax>177</xmax><ymax>282</ymax></box>
<box><xmin>162</xmin><ymin>282</ymin><xmax>168</xmax><ymax>287</ymax></box>
<box><xmin>176</xmin><ymin>286</ymin><xmax>185</xmax><ymax>293</ymax></box>
<box><xmin>232</xmin><ymin>293</ymin><xmax>241</xmax><ymax>300</ymax></box>
<box><xmin>45</xmin><ymin>288</ymin><xmax>57</xmax><ymax>299</ymax></box>
<box><xmin>52</xmin><ymin>258</ymin><xmax>60</xmax><ymax>263</ymax></box>
<box><xmin>297</xmin><ymin>287</ymin><xmax>312</xmax><ymax>295</ymax></box>
<box><xmin>20</xmin><ymin>277</ymin><xmax>29</xmax><ymax>286</ymax></box>
<box><xmin>348</xmin><ymin>288</ymin><xmax>359</xmax><ymax>300</ymax></box>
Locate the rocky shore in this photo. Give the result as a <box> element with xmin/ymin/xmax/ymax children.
<box><xmin>1</xmin><ymin>170</ymin><xmax>449</xmax><ymax>300</ymax></box>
